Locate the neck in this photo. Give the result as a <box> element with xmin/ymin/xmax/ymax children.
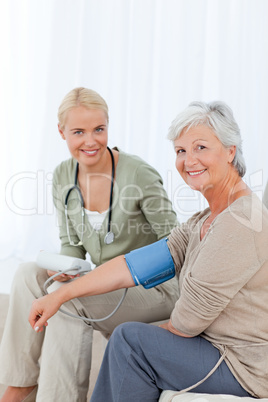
<box><xmin>204</xmin><ymin>176</ymin><xmax>251</xmax><ymax>216</ymax></box>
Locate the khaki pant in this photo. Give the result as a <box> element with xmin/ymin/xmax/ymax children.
<box><xmin>0</xmin><ymin>262</ymin><xmax>179</xmax><ymax>402</ymax></box>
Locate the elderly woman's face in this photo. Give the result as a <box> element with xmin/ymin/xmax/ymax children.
<box><xmin>174</xmin><ymin>125</ymin><xmax>236</xmax><ymax>193</ymax></box>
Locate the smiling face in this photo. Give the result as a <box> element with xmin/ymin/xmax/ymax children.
<box><xmin>58</xmin><ymin>106</ymin><xmax>108</xmax><ymax>171</ymax></box>
<box><xmin>174</xmin><ymin>125</ymin><xmax>236</xmax><ymax>194</ymax></box>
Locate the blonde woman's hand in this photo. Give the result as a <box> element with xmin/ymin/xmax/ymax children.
<box><xmin>47</xmin><ymin>269</ymin><xmax>80</xmax><ymax>282</ymax></box>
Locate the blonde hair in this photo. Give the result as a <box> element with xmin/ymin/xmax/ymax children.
<box><xmin>58</xmin><ymin>87</ymin><xmax>109</xmax><ymax>130</ymax></box>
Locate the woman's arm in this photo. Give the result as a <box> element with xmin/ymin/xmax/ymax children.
<box><xmin>29</xmin><ymin>255</ymin><xmax>135</xmax><ymax>332</ymax></box>
<box><xmin>170</xmin><ymin>206</ymin><xmax>264</xmax><ymax>336</ymax></box>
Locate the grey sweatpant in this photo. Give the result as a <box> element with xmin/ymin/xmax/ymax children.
<box><xmin>91</xmin><ymin>322</ymin><xmax>252</xmax><ymax>402</ymax></box>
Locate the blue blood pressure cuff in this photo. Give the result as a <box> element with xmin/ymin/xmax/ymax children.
<box><xmin>125</xmin><ymin>238</ymin><xmax>175</xmax><ymax>289</ymax></box>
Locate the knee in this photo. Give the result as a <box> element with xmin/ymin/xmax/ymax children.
<box><xmin>107</xmin><ymin>322</ymin><xmax>151</xmax><ymax>369</ymax></box>
<box><xmin>15</xmin><ymin>261</ymin><xmax>39</xmax><ymax>281</ymax></box>
<box><xmin>106</xmin><ymin>323</ymin><xmax>135</xmax><ymax>363</ymax></box>
<box><xmin>113</xmin><ymin>322</ymin><xmax>137</xmax><ymax>339</ymax></box>
<box><xmin>110</xmin><ymin>322</ymin><xmax>145</xmax><ymax>351</ymax></box>
<box><xmin>12</xmin><ymin>262</ymin><xmax>47</xmax><ymax>292</ymax></box>
<box><xmin>109</xmin><ymin>322</ymin><xmax>133</xmax><ymax>348</ymax></box>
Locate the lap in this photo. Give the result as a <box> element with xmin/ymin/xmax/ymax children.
<box><xmin>66</xmin><ymin>277</ymin><xmax>179</xmax><ymax>334</ymax></box>
<box><xmin>14</xmin><ymin>264</ymin><xmax>177</xmax><ymax>336</ymax></box>
<box><xmin>110</xmin><ymin>322</ymin><xmax>250</xmax><ymax>397</ymax></box>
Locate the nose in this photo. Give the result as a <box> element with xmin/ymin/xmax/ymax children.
<box><xmin>84</xmin><ymin>132</ymin><xmax>96</xmax><ymax>147</ymax></box>
<box><xmin>184</xmin><ymin>151</ymin><xmax>198</xmax><ymax>168</ymax></box>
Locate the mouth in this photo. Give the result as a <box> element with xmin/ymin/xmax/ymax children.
<box><xmin>81</xmin><ymin>149</ymin><xmax>99</xmax><ymax>156</ymax></box>
<box><xmin>187</xmin><ymin>169</ymin><xmax>206</xmax><ymax>176</ymax></box>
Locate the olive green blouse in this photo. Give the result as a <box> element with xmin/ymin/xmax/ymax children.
<box><xmin>52</xmin><ymin>148</ymin><xmax>178</xmax><ymax>266</ymax></box>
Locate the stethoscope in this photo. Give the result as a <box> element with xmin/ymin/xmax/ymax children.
<box><xmin>64</xmin><ymin>147</ymin><xmax>115</xmax><ymax>246</ymax></box>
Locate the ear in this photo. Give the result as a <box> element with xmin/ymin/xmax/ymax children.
<box><xmin>58</xmin><ymin>123</ymin><xmax>66</xmax><ymax>140</ymax></box>
<box><xmin>228</xmin><ymin>145</ymin><xmax>236</xmax><ymax>163</ymax></box>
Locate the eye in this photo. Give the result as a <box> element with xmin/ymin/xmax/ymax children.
<box><xmin>74</xmin><ymin>130</ymin><xmax>83</xmax><ymax>135</ymax></box>
<box><xmin>176</xmin><ymin>148</ymin><xmax>185</xmax><ymax>155</ymax></box>
<box><xmin>95</xmin><ymin>127</ymin><xmax>104</xmax><ymax>133</ymax></box>
<box><xmin>197</xmin><ymin>145</ymin><xmax>206</xmax><ymax>151</ymax></box>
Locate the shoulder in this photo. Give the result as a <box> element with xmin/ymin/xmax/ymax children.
<box><xmin>115</xmin><ymin>147</ymin><xmax>163</xmax><ymax>182</ymax></box>
<box><xmin>53</xmin><ymin>158</ymin><xmax>77</xmax><ymax>185</ymax></box>
<box><xmin>116</xmin><ymin>147</ymin><xmax>152</xmax><ymax>168</ymax></box>
<box><xmin>218</xmin><ymin>193</ymin><xmax>268</xmax><ymax>234</ymax></box>
<box><xmin>206</xmin><ymin>194</ymin><xmax>268</xmax><ymax>261</ymax></box>
<box><xmin>170</xmin><ymin>208</ymin><xmax>210</xmax><ymax>239</ymax></box>
<box><xmin>187</xmin><ymin>208</ymin><xmax>211</xmax><ymax>228</ymax></box>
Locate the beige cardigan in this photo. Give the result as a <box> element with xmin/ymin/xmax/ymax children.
<box><xmin>167</xmin><ymin>194</ymin><xmax>268</xmax><ymax>398</ymax></box>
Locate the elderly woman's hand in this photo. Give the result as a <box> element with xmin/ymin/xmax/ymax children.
<box><xmin>28</xmin><ymin>293</ymin><xmax>62</xmax><ymax>332</ymax></box>
<box><xmin>159</xmin><ymin>320</ymin><xmax>192</xmax><ymax>338</ymax></box>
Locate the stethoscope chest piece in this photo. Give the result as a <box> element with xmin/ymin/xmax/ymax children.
<box><xmin>104</xmin><ymin>231</ymin><xmax>115</xmax><ymax>245</ymax></box>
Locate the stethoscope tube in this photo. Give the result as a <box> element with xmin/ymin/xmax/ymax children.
<box><xmin>105</xmin><ymin>147</ymin><xmax>115</xmax><ymax>244</ymax></box>
<box><xmin>52</xmin><ymin>148</ymin><xmax>128</xmax><ymax>324</ymax></box>
<box><xmin>64</xmin><ymin>147</ymin><xmax>115</xmax><ymax>246</ymax></box>
<box><xmin>43</xmin><ymin>270</ymin><xmax>128</xmax><ymax>323</ymax></box>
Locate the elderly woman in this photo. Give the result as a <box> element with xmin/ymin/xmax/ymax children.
<box><xmin>29</xmin><ymin>101</ymin><xmax>268</xmax><ymax>401</ymax></box>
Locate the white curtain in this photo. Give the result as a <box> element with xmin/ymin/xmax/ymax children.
<box><xmin>1</xmin><ymin>0</ymin><xmax>268</xmax><ymax>292</ymax></box>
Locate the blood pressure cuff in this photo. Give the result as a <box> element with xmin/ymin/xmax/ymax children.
<box><xmin>125</xmin><ymin>238</ymin><xmax>175</xmax><ymax>289</ymax></box>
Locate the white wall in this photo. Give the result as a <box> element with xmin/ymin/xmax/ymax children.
<box><xmin>1</xmin><ymin>0</ymin><xmax>268</xmax><ymax>293</ymax></box>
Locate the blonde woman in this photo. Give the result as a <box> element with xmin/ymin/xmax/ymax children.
<box><xmin>0</xmin><ymin>88</ymin><xmax>179</xmax><ymax>402</ymax></box>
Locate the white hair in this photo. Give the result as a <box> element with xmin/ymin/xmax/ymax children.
<box><xmin>167</xmin><ymin>101</ymin><xmax>246</xmax><ymax>177</ymax></box>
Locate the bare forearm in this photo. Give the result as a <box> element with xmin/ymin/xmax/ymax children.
<box><xmin>29</xmin><ymin>255</ymin><xmax>136</xmax><ymax>331</ymax></box>
<box><xmin>58</xmin><ymin>255</ymin><xmax>135</xmax><ymax>304</ymax></box>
